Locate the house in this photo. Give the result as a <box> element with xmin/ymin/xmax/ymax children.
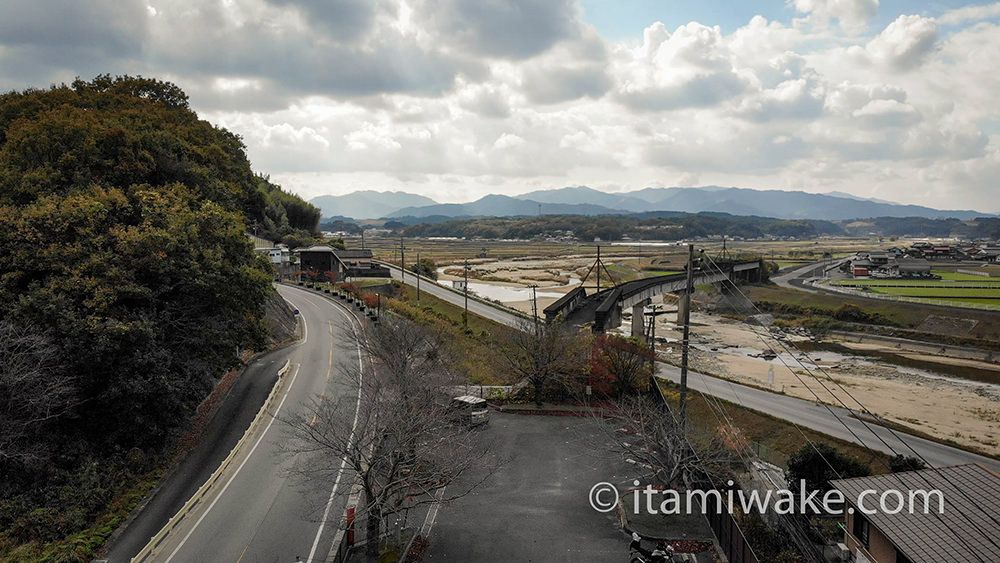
<box><xmin>831</xmin><ymin>464</ymin><xmax>1000</xmax><ymax>563</ymax></box>
<box><xmin>852</xmin><ymin>258</ymin><xmax>873</xmax><ymax>277</ymax></box>
<box><xmin>294</xmin><ymin>245</ymin><xmax>390</xmax><ymax>280</ymax></box>
<box><xmin>897</xmin><ymin>260</ymin><xmax>933</xmax><ymax>278</ymax></box>
<box><xmin>867</xmin><ymin>251</ymin><xmax>891</xmax><ymax>265</ymax></box>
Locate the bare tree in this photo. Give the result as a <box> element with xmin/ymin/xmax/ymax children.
<box><xmin>0</xmin><ymin>322</ymin><xmax>75</xmax><ymax>461</ymax></box>
<box><xmin>498</xmin><ymin>319</ymin><xmax>588</xmax><ymax>406</ymax></box>
<box><xmin>282</xmin><ymin>317</ymin><xmax>501</xmax><ymax>558</ymax></box>
<box><xmin>594</xmin><ymin>394</ymin><xmax>740</xmax><ymax>490</ymax></box>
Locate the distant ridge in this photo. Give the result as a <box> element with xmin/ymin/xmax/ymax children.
<box><xmin>312</xmin><ymin>185</ymin><xmax>994</xmax><ymax>221</ymax></box>
<box><xmin>389</xmin><ymin>193</ymin><xmax>628</xmax><ymax>218</ymax></box>
<box><xmin>310</xmin><ymin>190</ymin><xmax>437</xmax><ymax>219</ymax></box>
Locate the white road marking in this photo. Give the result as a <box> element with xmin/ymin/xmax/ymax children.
<box><xmin>164</xmin><ymin>364</ymin><xmax>301</xmax><ymax>563</ymax></box>
<box><xmin>306</xmin><ymin>304</ymin><xmax>365</xmax><ymax>563</ymax></box>
<box><xmin>420</xmin><ymin>488</ymin><xmax>447</xmax><ymax>536</ymax></box>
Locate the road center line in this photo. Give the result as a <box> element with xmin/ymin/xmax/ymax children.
<box><xmin>306</xmin><ymin>303</ymin><xmax>366</xmax><ymax>563</ymax></box>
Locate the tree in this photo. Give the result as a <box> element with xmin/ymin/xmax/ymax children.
<box><xmin>889</xmin><ymin>454</ymin><xmax>927</xmax><ymax>473</ymax></box>
<box><xmin>0</xmin><ymin>322</ymin><xmax>75</xmax><ymax>461</ymax></box>
<box><xmin>0</xmin><ymin>75</ymin><xmax>318</xmax><ymax>556</ymax></box>
<box><xmin>595</xmin><ymin>394</ymin><xmax>740</xmax><ymax>490</ymax></box>
<box><xmin>281</xmin><ymin>318</ymin><xmax>500</xmax><ymax>558</ymax></box>
<box><xmin>588</xmin><ymin>334</ymin><xmax>654</xmax><ymax>396</ymax></box>
<box><xmin>785</xmin><ymin>443</ymin><xmax>870</xmax><ymax>495</ymax></box>
<box><xmin>410</xmin><ymin>257</ymin><xmax>438</xmax><ymax>280</ymax></box>
<box><xmin>498</xmin><ymin>319</ymin><xmax>588</xmax><ymax>406</ymax></box>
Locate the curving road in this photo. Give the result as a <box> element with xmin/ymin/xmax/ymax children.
<box><xmin>379</xmin><ymin>262</ymin><xmax>527</xmax><ymax>328</ymax></box>
<box><xmin>387</xmin><ymin>266</ymin><xmax>1000</xmax><ymax>473</ymax></box>
<box><xmin>118</xmin><ymin>284</ymin><xmax>364</xmax><ymax>563</ymax></box>
<box><xmin>655</xmin><ymin>363</ymin><xmax>1000</xmax><ymax>472</ymax></box>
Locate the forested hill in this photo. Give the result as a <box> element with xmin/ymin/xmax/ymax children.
<box><xmin>400</xmin><ymin>213</ymin><xmax>843</xmax><ymax>241</ymax></box>
<box><xmin>0</xmin><ymin>75</ymin><xmax>316</xmax><ymax>560</ymax></box>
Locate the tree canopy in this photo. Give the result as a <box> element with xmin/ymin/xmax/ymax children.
<box><xmin>0</xmin><ymin>75</ymin><xmax>318</xmax><ymax>559</ymax></box>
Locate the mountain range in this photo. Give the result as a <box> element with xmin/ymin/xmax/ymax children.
<box><xmin>309</xmin><ymin>186</ymin><xmax>993</xmax><ymax>222</ymax></box>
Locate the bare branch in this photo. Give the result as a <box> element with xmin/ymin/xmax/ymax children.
<box><xmin>0</xmin><ymin>322</ymin><xmax>75</xmax><ymax>461</ymax></box>
<box><xmin>279</xmin><ymin>315</ymin><xmax>503</xmax><ymax>557</ymax></box>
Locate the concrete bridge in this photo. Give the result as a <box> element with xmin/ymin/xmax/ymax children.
<box><xmin>544</xmin><ymin>259</ymin><xmax>762</xmax><ymax>333</ymax></box>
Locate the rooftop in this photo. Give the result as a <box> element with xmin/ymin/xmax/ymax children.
<box><xmin>831</xmin><ymin>464</ymin><xmax>1000</xmax><ymax>563</ymax></box>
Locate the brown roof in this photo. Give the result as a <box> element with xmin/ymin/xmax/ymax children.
<box><xmin>831</xmin><ymin>464</ymin><xmax>1000</xmax><ymax>563</ymax></box>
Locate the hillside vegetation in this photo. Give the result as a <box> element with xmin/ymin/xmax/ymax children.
<box><xmin>0</xmin><ymin>75</ymin><xmax>317</xmax><ymax>561</ymax></box>
<box><xmin>396</xmin><ymin>212</ymin><xmax>1000</xmax><ymax>241</ymax></box>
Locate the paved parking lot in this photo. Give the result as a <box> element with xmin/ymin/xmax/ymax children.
<box><xmin>424</xmin><ymin>412</ymin><xmax>637</xmax><ymax>562</ymax></box>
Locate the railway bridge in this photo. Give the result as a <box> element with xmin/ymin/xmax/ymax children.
<box><xmin>543</xmin><ymin>259</ymin><xmax>763</xmax><ymax>334</ymax></box>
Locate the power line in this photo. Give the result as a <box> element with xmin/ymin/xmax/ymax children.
<box><xmin>698</xmin><ymin>251</ymin><xmax>1000</xmax><ymax>559</ymax></box>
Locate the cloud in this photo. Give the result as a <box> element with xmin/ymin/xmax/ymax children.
<box><xmin>263</xmin><ymin>0</ymin><xmax>378</xmax><ymax>43</ymax></box>
<box><xmin>0</xmin><ymin>0</ymin><xmax>996</xmax><ymax>212</ymax></box>
<box><xmin>851</xmin><ymin>98</ymin><xmax>921</xmax><ymax>127</ymax></box>
<box><xmin>518</xmin><ymin>32</ymin><xmax>612</xmax><ymax>104</ymax></box>
<box><xmin>737</xmin><ymin>75</ymin><xmax>827</xmax><ymax>122</ymax></box>
<box><xmin>790</xmin><ymin>0</ymin><xmax>879</xmax><ymax>34</ymax></box>
<box><xmin>937</xmin><ymin>2</ymin><xmax>1000</xmax><ymax>26</ymax></box>
<box><xmin>0</xmin><ymin>0</ymin><xmax>147</xmax><ymax>89</ymax></box>
<box><xmin>866</xmin><ymin>14</ymin><xmax>938</xmax><ymax>71</ymax></box>
<box><xmin>613</xmin><ymin>22</ymin><xmax>748</xmax><ymax>112</ymax></box>
<box><xmin>413</xmin><ymin>0</ymin><xmax>579</xmax><ymax>59</ymax></box>
<box><xmin>456</xmin><ymin>81</ymin><xmax>513</xmax><ymax>118</ymax></box>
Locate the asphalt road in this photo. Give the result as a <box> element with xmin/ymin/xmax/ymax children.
<box><xmin>771</xmin><ymin>260</ymin><xmax>833</xmax><ymax>292</ymax></box>
<box><xmin>380</xmin><ymin>262</ymin><xmax>527</xmax><ymax>329</ymax></box>
<box><xmin>122</xmin><ymin>284</ymin><xmax>364</xmax><ymax>563</ymax></box>
<box><xmin>105</xmin><ymin>347</ymin><xmax>295</xmax><ymax>562</ymax></box>
<box><xmin>425</xmin><ymin>413</ymin><xmax>634</xmax><ymax>563</ymax></box>
<box><xmin>656</xmin><ymin>363</ymin><xmax>1000</xmax><ymax>472</ymax></box>
<box><xmin>388</xmin><ymin>266</ymin><xmax>1000</xmax><ymax>473</ymax></box>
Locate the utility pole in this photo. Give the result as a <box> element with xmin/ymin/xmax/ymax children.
<box><xmin>679</xmin><ymin>244</ymin><xmax>694</xmax><ymax>431</ymax></box>
<box><xmin>361</xmin><ymin>229</ymin><xmax>365</xmax><ymax>250</ymax></box>
<box><xmin>596</xmin><ymin>245</ymin><xmax>601</xmax><ymax>291</ymax></box>
<box><xmin>648</xmin><ymin>304</ymin><xmax>660</xmax><ymax>384</ymax></box>
<box><xmin>416</xmin><ymin>252</ymin><xmax>421</xmax><ymax>305</ymax></box>
<box><xmin>530</xmin><ymin>285</ymin><xmax>539</xmax><ymax>334</ymax></box>
<box><xmin>399</xmin><ymin>235</ymin><xmax>405</xmax><ymax>286</ymax></box>
<box><xmin>463</xmin><ymin>258</ymin><xmax>469</xmax><ymax>328</ymax></box>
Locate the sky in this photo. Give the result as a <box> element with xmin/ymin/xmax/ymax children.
<box><xmin>2</xmin><ymin>1</ymin><xmax>1000</xmax><ymax>212</ymax></box>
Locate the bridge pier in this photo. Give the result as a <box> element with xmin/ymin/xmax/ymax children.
<box><xmin>631</xmin><ymin>301</ymin><xmax>649</xmax><ymax>341</ymax></box>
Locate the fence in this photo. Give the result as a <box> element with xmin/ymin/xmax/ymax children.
<box><xmin>957</xmin><ymin>269</ymin><xmax>992</xmax><ymax>277</ymax></box>
<box><xmin>820</xmin><ymin>282</ymin><xmax>1000</xmax><ymax>311</ymax></box>
<box><xmin>706</xmin><ymin>509</ymin><xmax>759</xmax><ymax>563</ymax></box>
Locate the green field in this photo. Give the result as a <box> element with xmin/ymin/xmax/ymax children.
<box><xmin>866</xmin><ymin>287</ymin><xmax>1000</xmax><ymax>298</ymax></box>
<box><xmin>833</xmin><ymin>279</ymin><xmax>1000</xmax><ymax>288</ymax></box>
<box><xmin>746</xmin><ymin>285</ymin><xmax>1000</xmax><ymax>343</ymax></box>
<box><xmin>935</xmin><ymin>270</ymin><xmax>997</xmax><ymax>281</ymax></box>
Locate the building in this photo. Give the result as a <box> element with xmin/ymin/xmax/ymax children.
<box><xmin>831</xmin><ymin>464</ymin><xmax>1000</xmax><ymax>563</ymax></box>
<box><xmin>294</xmin><ymin>245</ymin><xmax>390</xmax><ymax>280</ymax></box>
<box><xmin>867</xmin><ymin>251</ymin><xmax>891</xmax><ymax>266</ymax></box>
<box><xmin>852</xmin><ymin>259</ymin><xmax>872</xmax><ymax>277</ymax></box>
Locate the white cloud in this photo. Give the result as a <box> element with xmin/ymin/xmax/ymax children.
<box><xmin>866</xmin><ymin>14</ymin><xmax>938</xmax><ymax>71</ymax></box>
<box><xmin>1</xmin><ymin>0</ymin><xmax>997</xmax><ymax>212</ymax></box>
<box><xmin>790</xmin><ymin>0</ymin><xmax>879</xmax><ymax>34</ymax></box>
<box><xmin>937</xmin><ymin>2</ymin><xmax>1000</xmax><ymax>26</ymax></box>
<box><xmin>613</xmin><ymin>22</ymin><xmax>748</xmax><ymax>112</ymax></box>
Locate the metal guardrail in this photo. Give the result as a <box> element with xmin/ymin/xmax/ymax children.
<box><xmin>820</xmin><ymin>281</ymin><xmax>1000</xmax><ymax>311</ymax></box>
<box><xmin>130</xmin><ymin>360</ymin><xmax>291</xmax><ymax>562</ymax></box>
